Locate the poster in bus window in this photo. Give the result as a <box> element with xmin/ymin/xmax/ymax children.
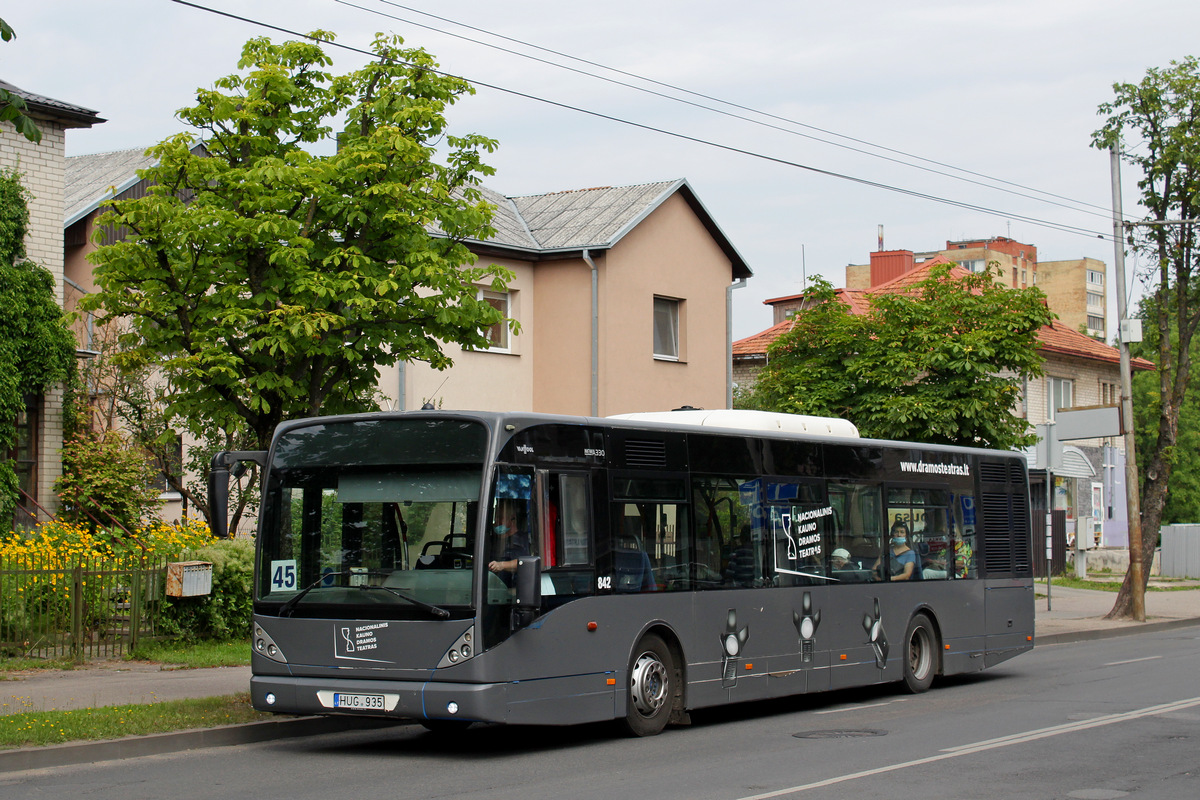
<box><xmin>770</xmin><ymin>503</ymin><xmax>832</xmax><ymax>579</ymax></box>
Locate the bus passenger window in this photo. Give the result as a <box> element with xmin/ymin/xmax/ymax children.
<box><xmin>828</xmin><ymin>482</ymin><xmax>883</xmax><ymax>583</ymax></box>
<box><xmin>556</xmin><ymin>474</ymin><xmax>590</xmax><ymax>565</ymax></box>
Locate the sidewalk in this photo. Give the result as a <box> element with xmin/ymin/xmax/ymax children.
<box><xmin>1034</xmin><ymin>581</ymin><xmax>1200</xmax><ymax>643</ymax></box>
<box><xmin>2</xmin><ymin>585</ymin><xmax>1199</xmax><ymax>772</ymax></box>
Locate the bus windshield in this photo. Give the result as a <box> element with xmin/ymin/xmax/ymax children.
<box><xmin>255</xmin><ymin>418</ymin><xmax>488</xmax><ymax>619</ymax></box>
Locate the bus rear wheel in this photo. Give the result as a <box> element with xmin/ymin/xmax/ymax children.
<box><xmin>903</xmin><ymin>613</ymin><xmax>937</xmax><ymax>693</ymax></box>
<box><xmin>623</xmin><ymin>634</ymin><xmax>674</xmax><ymax>737</ymax></box>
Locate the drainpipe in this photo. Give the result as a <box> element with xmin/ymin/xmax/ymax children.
<box><xmin>727</xmin><ymin>278</ymin><xmax>747</xmax><ymax>408</ymax></box>
<box><xmin>583</xmin><ymin>249</ymin><xmax>599</xmax><ymax>417</ymax></box>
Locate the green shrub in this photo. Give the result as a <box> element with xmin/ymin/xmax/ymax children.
<box><xmin>157</xmin><ymin>539</ymin><xmax>254</xmax><ymax>642</ymax></box>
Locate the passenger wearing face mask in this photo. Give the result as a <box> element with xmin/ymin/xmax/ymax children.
<box><xmin>874</xmin><ymin>520</ymin><xmax>918</xmax><ymax>581</ymax></box>
<box><xmin>488</xmin><ymin>500</ymin><xmax>531</xmax><ymax>576</ymax></box>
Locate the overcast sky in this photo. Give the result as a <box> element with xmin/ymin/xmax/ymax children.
<box><xmin>6</xmin><ymin>0</ymin><xmax>1198</xmax><ymax>339</ymax></box>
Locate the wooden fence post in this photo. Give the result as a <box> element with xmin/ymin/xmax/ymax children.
<box><xmin>129</xmin><ymin>564</ymin><xmax>143</xmax><ymax>654</ymax></box>
<box><xmin>71</xmin><ymin>563</ymin><xmax>84</xmax><ymax>664</ymax></box>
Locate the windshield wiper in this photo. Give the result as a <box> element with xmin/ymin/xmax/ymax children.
<box><xmin>354</xmin><ymin>584</ymin><xmax>451</xmax><ymax>619</ymax></box>
<box><xmin>278</xmin><ymin>570</ymin><xmax>450</xmax><ymax>619</ymax></box>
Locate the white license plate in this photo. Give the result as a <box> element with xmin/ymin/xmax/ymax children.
<box><xmin>333</xmin><ymin>693</ymin><xmax>385</xmax><ymax>710</ymax></box>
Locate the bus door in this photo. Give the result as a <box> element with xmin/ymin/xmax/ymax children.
<box><xmin>536</xmin><ymin>469</ymin><xmax>598</xmax><ymax>605</ymax></box>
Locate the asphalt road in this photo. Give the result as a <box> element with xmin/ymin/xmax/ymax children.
<box><xmin>4</xmin><ymin>625</ymin><xmax>1198</xmax><ymax>800</ymax></box>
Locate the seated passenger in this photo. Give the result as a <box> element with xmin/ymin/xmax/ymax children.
<box><xmin>725</xmin><ymin>527</ymin><xmax>759</xmax><ymax>587</ymax></box>
<box><xmin>831</xmin><ymin>548</ymin><xmax>851</xmax><ymax>571</ymax></box>
<box><xmin>874</xmin><ymin>521</ymin><xmax>918</xmax><ymax>581</ymax></box>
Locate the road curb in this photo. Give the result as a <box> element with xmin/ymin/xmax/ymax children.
<box><xmin>5</xmin><ymin>619</ymin><xmax>1199</xmax><ymax>772</ymax></box>
<box><xmin>0</xmin><ymin>715</ymin><xmax>397</xmax><ymax>774</ymax></box>
<box><xmin>1036</xmin><ymin>617</ymin><xmax>1200</xmax><ymax>646</ymax></box>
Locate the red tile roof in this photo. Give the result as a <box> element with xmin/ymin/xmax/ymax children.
<box><xmin>735</xmin><ymin>260</ymin><xmax>1154</xmax><ymax>371</ymax></box>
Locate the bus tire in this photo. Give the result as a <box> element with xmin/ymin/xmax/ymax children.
<box><xmin>623</xmin><ymin>634</ymin><xmax>674</xmax><ymax>737</ymax></box>
<box><xmin>903</xmin><ymin>613</ymin><xmax>937</xmax><ymax>694</ymax></box>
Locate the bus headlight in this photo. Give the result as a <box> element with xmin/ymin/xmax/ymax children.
<box><xmin>254</xmin><ymin>625</ymin><xmax>288</xmax><ymax>664</ymax></box>
<box><xmin>437</xmin><ymin>625</ymin><xmax>476</xmax><ymax>668</ymax></box>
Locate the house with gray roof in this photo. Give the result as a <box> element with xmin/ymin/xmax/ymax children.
<box><xmin>389</xmin><ymin>177</ymin><xmax>752</xmax><ymax>417</ymax></box>
<box><xmin>66</xmin><ymin>159</ymin><xmax>752</xmax><ymax>419</ymax></box>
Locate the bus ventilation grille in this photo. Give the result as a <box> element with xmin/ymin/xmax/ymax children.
<box><xmin>979</xmin><ymin>462</ymin><xmax>1011</xmax><ymax>484</ymax></box>
<box><xmin>624</xmin><ymin>439</ymin><xmax>667</xmax><ymax>468</ymax></box>
<box><xmin>981</xmin><ymin>492</ymin><xmax>1016</xmax><ymax>574</ymax></box>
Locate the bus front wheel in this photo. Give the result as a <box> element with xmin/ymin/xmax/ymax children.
<box><xmin>623</xmin><ymin>634</ymin><xmax>674</xmax><ymax>736</ymax></box>
<box><xmin>902</xmin><ymin>613</ymin><xmax>937</xmax><ymax>693</ymax></box>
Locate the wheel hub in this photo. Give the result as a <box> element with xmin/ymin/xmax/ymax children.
<box><xmin>630</xmin><ymin>652</ymin><xmax>668</xmax><ymax>716</ymax></box>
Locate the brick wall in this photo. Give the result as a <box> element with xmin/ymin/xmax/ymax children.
<box><xmin>2</xmin><ymin>120</ymin><xmax>70</xmax><ymax>516</ymax></box>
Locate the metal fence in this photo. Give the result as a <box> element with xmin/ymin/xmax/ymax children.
<box><xmin>0</xmin><ymin>552</ymin><xmax>172</xmax><ymax>662</ymax></box>
<box><xmin>1160</xmin><ymin>524</ymin><xmax>1200</xmax><ymax>579</ymax></box>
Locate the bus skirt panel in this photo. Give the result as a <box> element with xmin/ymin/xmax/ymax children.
<box><xmin>250</xmin><ymin>673</ymin><xmax>618</xmax><ymax>726</ymax></box>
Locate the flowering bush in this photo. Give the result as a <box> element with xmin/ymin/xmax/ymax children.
<box><xmin>0</xmin><ymin>518</ymin><xmax>215</xmax><ymax>563</ymax></box>
<box><xmin>157</xmin><ymin>538</ymin><xmax>255</xmax><ymax>642</ymax></box>
<box><xmin>0</xmin><ymin>519</ymin><xmax>221</xmax><ymax>655</ymax></box>
<box><xmin>54</xmin><ymin>429</ymin><xmax>165</xmax><ymax>532</ymax></box>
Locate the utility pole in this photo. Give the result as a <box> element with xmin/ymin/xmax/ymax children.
<box><xmin>1110</xmin><ymin>147</ymin><xmax>1145</xmax><ymax>622</ymax></box>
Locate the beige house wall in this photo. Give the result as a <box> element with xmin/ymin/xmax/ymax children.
<box><xmin>531</xmin><ymin>254</ymin><xmax>595</xmax><ymax>414</ymax></box>
<box><xmin>595</xmin><ymin>193</ymin><xmax>731</xmax><ymax>415</ymax></box>
<box><xmin>379</xmin><ymin>256</ymin><xmax>537</xmax><ymax>413</ymax></box>
<box><xmin>389</xmin><ymin>193</ymin><xmax>734</xmax><ymax>417</ymax></box>
<box><xmin>2</xmin><ymin>120</ymin><xmax>70</xmax><ymax>517</ymax></box>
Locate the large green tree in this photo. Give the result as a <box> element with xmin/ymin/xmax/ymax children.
<box><xmin>1093</xmin><ymin>56</ymin><xmax>1200</xmax><ymax>618</ymax></box>
<box><xmin>749</xmin><ymin>266</ymin><xmax>1053</xmax><ymax>450</ymax></box>
<box><xmin>0</xmin><ymin>169</ymin><xmax>76</xmax><ymax>519</ymax></box>
<box><xmin>1129</xmin><ymin>299</ymin><xmax>1200</xmax><ymax>525</ymax></box>
<box><xmin>83</xmin><ymin>32</ymin><xmax>512</xmax><ymax>451</ymax></box>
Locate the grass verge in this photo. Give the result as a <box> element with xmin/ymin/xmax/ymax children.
<box><xmin>1049</xmin><ymin>576</ymin><xmax>1197</xmax><ymax>592</ymax></box>
<box><xmin>127</xmin><ymin>640</ymin><xmax>251</xmax><ymax>669</ymax></box>
<box><xmin>0</xmin><ymin>692</ymin><xmax>270</xmax><ymax>749</ymax></box>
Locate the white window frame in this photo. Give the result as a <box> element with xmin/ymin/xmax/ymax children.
<box><xmin>653</xmin><ymin>296</ymin><xmax>680</xmax><ymax>361</ymax></box>
<box><xmin>480</xmin><ymin>289</ymin><xmax>511</xmax><ymax>352</ymax></box>
<box><xmin>1048</xmin><ymin>377</ymin><xmax>1073</xmax><ymax>421</ymax></box>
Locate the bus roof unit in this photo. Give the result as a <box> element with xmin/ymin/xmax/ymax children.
<box><xmin>608</xmin><ymin>409</ymin><xmax>860</xmax><ymax>438</ymax></box>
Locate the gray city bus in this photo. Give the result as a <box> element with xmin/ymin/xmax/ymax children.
<box><xmin>211</xmin><ymin>408</ymin><xmax>1034</xmax><ymax>736</ymax></box>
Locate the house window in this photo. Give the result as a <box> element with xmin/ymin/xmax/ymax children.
<box><xmin>154</xmin><ymin>435</ymin><xmax>184</xmax><ymax>496</ymax></box>
<box><xmin>653</xmin><ymin>297</ymin><xmax>680</xmax><ymax>360</ymax></box>
<box><xmin>1048</xmin><ymin>377</ymin><xmax>1073</xmax><ymax>420</ymax></box>
<box><xmin>1087</xmin><ymin>291</ymin><xmax>1105</xmax><ymax>309</ymax></box>
<box><xmin>1087</xmin><ymin>269</ymin><xmax>1104</xmax><ymax>285</ymax></box>
<box><xmin>480</xmin><ymin>289</ymin><xmax>510</xmax><ymax>351</ymax></box>
<box><xmin>10</xmin><ymin>394</ymin><xmax>39</xmax><ymax>529</ymax></box>
<box><xmin>1087</xmin><ymin>315</ymin><xmax>1106</xmax><ymax>332</ymax></box>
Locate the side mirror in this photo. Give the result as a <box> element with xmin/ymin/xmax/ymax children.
<box><xmin>515</xmin><ymin>556</ymin><xmax>542</xmax><ymax>608</ymax></box>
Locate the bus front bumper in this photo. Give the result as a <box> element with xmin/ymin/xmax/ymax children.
<box><xmin>251</xmin><ymin>674</ymin><xmax>509</xmax><ymax>724</ymax></box>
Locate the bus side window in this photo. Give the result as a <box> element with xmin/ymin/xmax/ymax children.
<box><xmin>542</xmin><ymin>472</ymin><xmax>595</xmax><ymax>598</ymax></box>
<box><xmin>556</xmin><ymin>474</ymin><xmax>591</xmax><ymax>565</ymax></box>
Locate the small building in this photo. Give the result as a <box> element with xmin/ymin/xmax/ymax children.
<box><xmin>846</xmin><ymin>236</ymin><xmax>1106</xmax><ymax>341</ymax></box>
<box><xmin>1</xmin><ymin>80</ymin><xmax>103</xmax><ymax>526</ymax></box>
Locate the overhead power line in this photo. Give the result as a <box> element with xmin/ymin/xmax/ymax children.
<box><xmin>348</xmin><ymin>0</ymin><xmax>1120</xmax><ymax>223</ymax></box>
<box><xmin>171</xmin><ymin>0</ymin><xmax>1118</xmax><ymax>243</ymax></box>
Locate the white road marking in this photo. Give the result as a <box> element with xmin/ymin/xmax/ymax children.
<box><xmin>814</xmin><ymin>700</ymin><xmax>903</xmax><ymax>715</ymax></box>
<box><xmin>1101</xmin><ymin>656</ymin><xmax>1162</xmax><ymax>667</ymax></box>
<box><xmin>737</xmin><ymin>696</ymin><xmax>1200</xmax><ymax>800</ymax></box>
